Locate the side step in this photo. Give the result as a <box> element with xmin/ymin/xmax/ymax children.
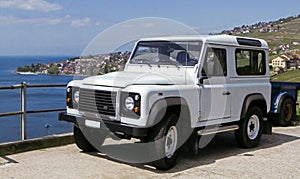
<box><xmin>197</xmin><ymin>125</ymin><xmax>239</xmax><ymax>136</ymax></box>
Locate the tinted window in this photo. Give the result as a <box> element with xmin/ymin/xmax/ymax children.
<box><xmin>236</xmin><ymin>49</ymin><xmax>266</xmax><ymax>75</ymax></box>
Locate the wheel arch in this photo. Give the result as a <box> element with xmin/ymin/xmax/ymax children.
<box><xmin>273</xmin><ymin>93</ymin><xmax>296</xmax><ymax>114</ymax></box>
<box><xmin>146</xmin><ymin>97</ymin><xmax>191</xmax><ymax>128</ymax></box>
<box><xmin>241</xmin><ymin>93</ymin><xmax>268</xmax><ymax>119</ymax></box>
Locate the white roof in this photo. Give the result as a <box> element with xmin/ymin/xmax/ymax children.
<box><xmin>139</xmin><ymin>35</ymin><xmax>269</xmax><ymax>49</ymax></box>
<box><xmin>272</xmin><ymin>56</ymin><xmax>287</xmax><ymax>62</ymax></box>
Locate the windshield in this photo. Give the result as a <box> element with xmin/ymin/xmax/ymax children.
<box><xmin>130</xmin><ymin>41</ymin><xmax>202</xmax><ymax>66</ymax></box>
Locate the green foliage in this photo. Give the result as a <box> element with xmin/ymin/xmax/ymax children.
<box><xmin>48</xmin><ymin>64</ymin><xmax>59</xmax><ymax>75</ymax></box>
<box><xmin>17</xmin><ymin>65</ymin><xmax>35</xmax><ymax>72</ymax></box>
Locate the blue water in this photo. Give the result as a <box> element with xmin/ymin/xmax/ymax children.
<box><xmin>0</xmin><ymin>56</ymin><xmax>75</xmax><ymax>143</ymax></box>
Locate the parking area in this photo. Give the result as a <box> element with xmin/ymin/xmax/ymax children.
<box><xmin>1</xmin><ymin>126</ymin><xmax>300</xmax><ymax>178</ymax></box>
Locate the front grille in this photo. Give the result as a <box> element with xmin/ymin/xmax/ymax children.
<box><xmin>79</xmin><ymin>88</ymin><xmax>117</xmax><ymax>116</ymax></box>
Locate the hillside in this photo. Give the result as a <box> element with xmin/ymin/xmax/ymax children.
<box><xmin>221</xmin><ymin>15</ymin><xmax>300</xmax><ymax>60</ymax></box>
<box><xmin>220</xmin><ymin>15</ymin><xmax>300</xmax><ymax>82</ymax></box>
<box><xmin>239</xmin><ymin>17</ymin><xmax>300</xmax><ymax>48</ymax></box>
<box><xmin>271</xmin><ymin>70</ymin><xmax>300</xmax><ymax>82</ymax></box>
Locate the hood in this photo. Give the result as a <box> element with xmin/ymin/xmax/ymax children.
<box><xmin>82</xmin><ymin>71</ymin><xmax>192</xmax><ymax>88</ymax></box>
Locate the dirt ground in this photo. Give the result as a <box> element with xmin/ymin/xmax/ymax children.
<box><xmin>1</xmin><ymin>126</ymin><xmax>300</xmax><ymax>178</ymax></box>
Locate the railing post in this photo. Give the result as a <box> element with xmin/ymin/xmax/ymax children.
<box><xmin>21</xmin><ymin>82</ymin><xmax>27</xmax><ymax>140</ymax></box>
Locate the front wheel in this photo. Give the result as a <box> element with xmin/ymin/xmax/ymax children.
<box><xmin>149</xmin><ymin>115</ymin><xmax>179</xmax><ymax>170</ymax></box>
<box><xmin>73</xmin><ymin>125</ymin><xmax>106</xmax><ymax>152</ymax></box>
<box><xmin>235</xmin><ymin>106</ymin><xmax>264</xmax><ymax>148</ymax></box>
<box><xmin>74</xmin><ymin>125</ymin><xmax>96</xmax><ymax>152</ymax></box>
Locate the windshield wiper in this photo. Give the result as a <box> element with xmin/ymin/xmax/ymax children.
<box><xmin>144</xmin><ymin>62</ymin><xmax>152</xmax><ymax>67</ymax></box>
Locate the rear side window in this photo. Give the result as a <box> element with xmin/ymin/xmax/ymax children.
<box><xmin>235</xmin><ymin>49</ymin><xmax>266</xmax><ymax>75</ymax></box>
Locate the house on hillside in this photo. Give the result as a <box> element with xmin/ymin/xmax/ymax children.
<box><xmin>292</xmin><ymin>53</ymin><xmax>300</xmax><ymax>69</ymax></box>
<box><xmin>293</xmin><ymin>53</ymin><xmax>300</xmax><ymax>60</ymax></box>
<box><xmin>272</xmin><ymin>56</ymin><xmax>290</xmax><ymax>71</ymax></box>
<box><xmin>272</xmin><ymin>54</ymin><xmax>300</xmax><ymax>70</ymax></box>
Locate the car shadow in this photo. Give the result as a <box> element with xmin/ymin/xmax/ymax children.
<box><xmin>83</xmin><ymin>129</ymin><xmax>300</xmax><ymax>173</ymax></box>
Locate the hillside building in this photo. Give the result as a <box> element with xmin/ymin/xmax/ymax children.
<box><xmin>272</xmin><ymin>56</ymin><xmax>289</xmax><ymax>71</ymax></box>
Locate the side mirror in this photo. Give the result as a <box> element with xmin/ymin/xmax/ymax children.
<box><xmin>199</xmin><ymin>76</ymin><xmax>209</xmax><ymax>84</ymax></box>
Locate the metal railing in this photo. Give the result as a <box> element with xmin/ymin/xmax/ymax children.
<box><xmin>0</xmin><ymin>82</ymin><xmax>67</xmax><ymax>141</ymax></box>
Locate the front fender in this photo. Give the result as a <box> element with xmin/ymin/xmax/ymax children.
<box><xmin>146</xmin><ymin>97</ymin><xmax>190</xmax><ymax>127</ymax></box>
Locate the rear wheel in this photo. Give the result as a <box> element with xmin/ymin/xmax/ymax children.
<box><xmin>278</xmin><ymin>98</ymin><xmax>295</xmax><ymax>126</ymax></box>
<box><xmin>235</xmin><ymin>106</ymin><xmax>264</xmax><ymax>148</ymax></box>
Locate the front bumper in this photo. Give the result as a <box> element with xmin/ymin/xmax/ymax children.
<box><xmin>58</xmin><ymin>112</ymin><xmax>148</xmax><ymax>138</ymax></box>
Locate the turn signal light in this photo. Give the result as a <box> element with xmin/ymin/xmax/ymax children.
<box><xmin>66</xmin><ymin>98</ymin><xmax>72</xmax><ymax>103</ymax></box>
<box><xmin>134</xmin><ymin>107</ymin><xmax>140</xmax><ymax>113</ymax></box>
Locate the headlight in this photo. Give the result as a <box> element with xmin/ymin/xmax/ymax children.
<box><xmin>125</xmin><ymin>96</ymin><xmax>134</xmax><ymax>110</ymax></box>
<box><xmin>73</xmin><ymin>90</ymin><xmax>79</xmax><ymax>104</ymax></box>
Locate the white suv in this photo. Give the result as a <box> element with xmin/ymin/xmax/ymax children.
<box><xmin>59</xmin><ymin>35</ymin><xmax>272</xmax><ymax>170</ymax></box>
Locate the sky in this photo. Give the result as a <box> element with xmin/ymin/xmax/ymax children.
<box><xmin>0</xmin><ymin>0</ymin><xmax>299</xmax><ymax>56</ymax></box>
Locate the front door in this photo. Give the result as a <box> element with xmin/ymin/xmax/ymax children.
<box><xmin>199</xmin><ymin>47</ymin><xmax>231</xmax><ymax>121</ymax></box>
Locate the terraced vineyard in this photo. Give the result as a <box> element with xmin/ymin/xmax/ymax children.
<box><xmin>239</xmin><ymin>17</ymin><xmax>300</xmax><ymax>50</ymax></box>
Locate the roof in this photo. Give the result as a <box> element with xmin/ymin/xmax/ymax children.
<box><xmin>294</xmin><ymin>53</ymin><xmax>300</xmax><ymax>59</ymax></box>
<box><xmin>138</xmin><ymin>35</ymin><xmax>269</xmax><ymax>49</ymax></box>
<box><xmin>272</xmin><ymin>56</ymin><xmax>288</xmax><ymax>62</ymax></box>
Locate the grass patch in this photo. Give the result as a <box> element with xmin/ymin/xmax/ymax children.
<box><xmin>271</xmin><ymin>70</ymin><xmax>300</xmax><ymax>82</ymax></box>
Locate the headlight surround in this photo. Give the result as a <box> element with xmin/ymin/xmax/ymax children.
<box><xmin>66</xmin><ymin>87</ymin><xmax>73</xmax><ymax>108</ymax></box>
<box><xmin>66</xmin><ymin>86</ymin><xmax>79</xmax><ymax>109</ymax></box>
<box><xmin>121</xmin><ymin>92</ymin><xmax>141</xmax><ymax>119</ymax></box>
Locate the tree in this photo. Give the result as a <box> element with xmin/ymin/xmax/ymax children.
<box><xmin>17</xmin><ymin>65</ymin><xmax>34</xmax><ymax>72</ymax></box>
<box><xmin>48</xmin><ymin>65</ymin><xmax>59</xmax><ymax>75</ymax></box>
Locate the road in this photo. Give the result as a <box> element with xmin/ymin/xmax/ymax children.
<box><xmin>1</xmin><ymin>126</ymin><xmax>300</xmax><ymax>178</ymax></box>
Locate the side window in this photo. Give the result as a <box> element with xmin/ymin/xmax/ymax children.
<box><xmin>202</xmin><ymin>48</ymin><xmax>227</xmax><ymax>77</ymax></box>
<box><xmin>236</xmin><ymin>49</ymin><xmax>266</xmax><ymax>75</ymax></box>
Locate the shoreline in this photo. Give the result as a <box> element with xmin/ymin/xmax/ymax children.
<box><xmin>15</xmin><ymin>70</ymin><xmax>90</xmax><ymax>77</ymax></box>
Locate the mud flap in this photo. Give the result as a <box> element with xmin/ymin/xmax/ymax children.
<box><xmin>263</xmin><ymin>120</ymin><xmax>272</xmax><ymax>135</ymax></box>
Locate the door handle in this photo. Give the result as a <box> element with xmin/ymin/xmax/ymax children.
<box><xmin>223</xmin><ymin>91</ymin><xmax>231</xmax><ymax>95</ymax></box>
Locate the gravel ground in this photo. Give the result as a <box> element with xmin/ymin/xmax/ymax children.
<box><xmin>1</xmin><ymin>126</ymin><xmax>300</xmax><ymax>178</ymax></box>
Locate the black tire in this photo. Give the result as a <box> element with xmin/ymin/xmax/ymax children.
<box><xmin>184</xmin><ymin>131</ymin><xmax>199</xmax><ymax>156</ymax></box>
<box><xmin>74</xmin><ymin>125</ymin><xmax>96</xmax><ymax>152</ymax></box>
<box><xmin>148</xmin><ymin>114</ymin><xmax>179</xmax><ymax>170</ymax></box>
<box><xmin>74</xmin><ymin>125</ymin><xmax>107</xmax><ymax>152</ymax></box>
<box><xmin>278</xmin><ymin>98</ymin><xmax>295</xmax><ymax>126</ymax></box>
<box><xmin>235</xmin><ymin>106</ymin><xmax>264</xmax><ymax>148</ymax></box>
